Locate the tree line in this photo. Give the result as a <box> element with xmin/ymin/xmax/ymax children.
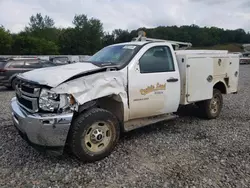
<box><xmin>0</xmin><ymin>13</ymin><xmax>249</xmax><ymax>55</ymax></box>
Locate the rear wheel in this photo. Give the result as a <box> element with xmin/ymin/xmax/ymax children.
<box><xmin>197</xmin><ymin>89</ymin><xmax>223</xmax><ymax>119</ymax></box>
<box><xmin>68</xmin><ymin>108</ymin><xmax>120</xmax><ymax>162</ymax></box>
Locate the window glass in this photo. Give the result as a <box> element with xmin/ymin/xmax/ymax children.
<box><xmin>39</xmin><ymin>60</ymin><xmax>57</xmax><ymax>67</ymax></box>
<box><xmin>24</xmin><ymin>60</ymin><xmax>41</xmax><ymax>68</ymax></box>
<box><xmin>51</xmin><ymin>57</ymin><xmax>69</xmax><ymax>64</ymax></box>
<box><xmin>139</xmin><ymin>46</ymin><xmax>175</xmax><ymax>73</ymax></box>
<box><xmin>0</xmin><ymin>62</ymin><xmax>7</xmax><ymax>69</ymax></box>
<box><xmin>8</xmin><ymin>61</ymin><xmax>24</xmax><ymax>68</ymax></box>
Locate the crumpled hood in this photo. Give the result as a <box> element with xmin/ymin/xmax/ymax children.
<box><xmin>18</xmin><ymin>62</ymin><xmax>100</xmax><ymax>87</ymax></box>
<box><xmin>51</xmin><ymin>69</ymin><xmax>128</xmax><ymax>109</ymax></box>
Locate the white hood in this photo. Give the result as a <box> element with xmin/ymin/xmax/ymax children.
<box><xmin>19</xmin><ymin>62</ymin><xmax>101</xmax><ymax>87</ymax></box>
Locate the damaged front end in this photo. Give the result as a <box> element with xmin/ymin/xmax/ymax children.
<box><xmin>11</xmin><ymin>77</ymin><xmax>78</xmax><ymax>155</ymax></box>
<box><xmin>10</xmin><ymin>67</ymin><xmax>128</xmax><ymax>156</ymax></box>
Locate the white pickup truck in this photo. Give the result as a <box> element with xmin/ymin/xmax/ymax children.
<box><xmin>10</xmin><ymin>33</ymin><xmax>239</xmax><ymax>162</ymax></box>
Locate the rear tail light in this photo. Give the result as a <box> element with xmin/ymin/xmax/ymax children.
<box><xmin>0</xmin><ymin>69</ymin><xmax>6</xmax><ymax>72</ymax></box>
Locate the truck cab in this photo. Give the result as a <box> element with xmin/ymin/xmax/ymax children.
<box><xmin>10</xmin><ymin>33</ymin><xmax>239</xmax><ymax>162</ymax></box>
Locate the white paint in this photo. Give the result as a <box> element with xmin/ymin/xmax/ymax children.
<box><xmin>52</xmin><ymin>68</ymin><xmax>130</xmax><ymax>121</ymax></box>
<box><xmin>186</xmin><ymin>57</ymin><xmax>213</xmax><ymax>103</ymax></box>
<box><xmin>175</xmin><ymin>51</ymin><xmax>240</xmax><ymax>104</ymax></box>
<box><xmin>19</xmin><ymin>62</ymin><xmax>100</xmax><ymax>87</ymax></box>
<box><xmin>16</xmin><ymin>41</ymin><xmax>240</xmax><ymax>124</ymax></box>
<box><xmin>127</xmin><ymin>42</ymin><xmax>181</xmax><ymax>120</ymax></box>
<box><xmin>176</xmin><ymin>50</ymin><xmax>229</xmax><ymax>54</ymax></box>
<box><xmin>227</xmin><ymin>56</ymin><xmax>239</xmax><ymax>93</ymax></box>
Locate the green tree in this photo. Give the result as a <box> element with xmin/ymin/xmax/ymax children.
<box><xmin>112</xmin><ymin>29</ymin><xmax>133</xmax><ymax>43</ymax></box>
<box><xmin>102</xmin><ymin>32</ymin><xmax>115</xmax><ymax>47</ymax></box>
<box><xmin>58</xmin><ymin>14</ymin><xmax>104</xmax><ymax>55</ymax></box>
<box><xmin>2</xmin><ymin>12</ymin><xmax>250</xmax><ymax>55</ymax></box>
<box><xmin>0</xmin><ymin>26</ymin><xmax>12</xmax><ymax>54</ymax></box>
<box><xmin>12</xmin><ymin>35</ymin><xmax>59</xmax><ymax>55</ymax></box>
<box><xmin>57</xmin><ymin>28</ymin><xmax>76</xmax><ymax>54</ymax></box>
<box><xmin>26</xmin><ymin>13</ymin><xmax>55</xmax><ymax>31</ymax></box>
<box><xmin>24</xmin><ymin>13</ymin><xmax>59</xmax><ymax>43</ymax></box>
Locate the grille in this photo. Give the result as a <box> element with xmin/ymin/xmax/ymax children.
<box><xmin>16</xmin><ymin>94</ymin><xmax>33</xmax><ymax>109</ymax></box>
<box><xmin>21</xmin><ymin>85</ymin><xmax>34</xmax><ymax>94</ymax></box>
<box><xmin>15</xmin><ymin>78</ymin><xmax>41</xmax><ymax>112</ymax></box>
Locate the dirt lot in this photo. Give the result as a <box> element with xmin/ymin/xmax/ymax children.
<box><xmin>0</xmin><ymin>65</ymin><xmax>250</xmax><ymax>188</ymax></box>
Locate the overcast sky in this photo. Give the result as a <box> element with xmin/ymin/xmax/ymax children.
<box><xmin>0</xmin><ymin>0</ymin><xmax>250</xmax><ymax>33</ymax></box>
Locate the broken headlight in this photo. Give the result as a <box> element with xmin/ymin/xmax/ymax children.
<box><xmin>39</xmin><ymin>89</ymin><xmax>77</xmax><ymax>112</ymax></box>
<box><xmin>39</xmin><ymin>89</ymin><xmax>60</xmax><ymax>112</ymax></box>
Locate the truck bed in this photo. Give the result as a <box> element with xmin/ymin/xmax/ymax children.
<box><xmin>175</xmin><ymin>50</ymin><xmax>239</xmax><ymax>105</ymax></box>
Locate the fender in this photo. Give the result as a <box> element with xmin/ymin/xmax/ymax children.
<box><xmin>213</xmin><ymin>79</ymin><xmax>228</xmax><ymax>94</ymax></box>
<box><xmin>52</xmin><ymin>69</ymin><xmax>130</xmax><ymax>121</ymax></box>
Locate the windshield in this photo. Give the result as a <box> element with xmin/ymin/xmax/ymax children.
<box><xmin>88</xmin><ymin>44</ymin><xmax>140</xmax><ymax>66</ymax></box>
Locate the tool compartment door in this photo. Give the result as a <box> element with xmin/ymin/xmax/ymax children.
<box><xmin>227</xmin><ymin>56</ymin><xmax>239</xmax><ymax>93</ymax></box>
<box><xmin>186</xmin><ymin>57</ymin><xmax>213</xmax><ymax>103</ymax></box>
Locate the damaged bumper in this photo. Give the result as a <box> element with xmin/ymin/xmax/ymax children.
<box><xmin>11</xmin><ymin>97</ymin><xmax>73</xmax><ymax>155</ymax></box>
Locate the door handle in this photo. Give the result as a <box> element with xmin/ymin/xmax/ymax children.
<box><xmin>167</xmin><ymin>78</ymin><xmax>179</xmax><ymax>82</ymax></box>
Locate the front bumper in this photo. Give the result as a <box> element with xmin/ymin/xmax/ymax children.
<box><xmin>11</xmin><ymin>97</ymin><xmax>73</xmax><ymax>155</ymax></box>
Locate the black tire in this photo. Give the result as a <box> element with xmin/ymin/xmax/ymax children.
<box><xmin>68</xmin><ymin>108</ymin><xmax>120</xmax><ymax>162</ymax></box>
<box><xmin>197</xmin><ymin>89</ymin><xmax>223</xmax><ymax>119</ymax></box>
<box><xmin>11</xmin><ymin>77</ymin><xmax>17</xmax><ymax>90</ymax></box>
<box><xmin>6</xmin><ymin>86</ymin><xmax>13</xmax><ymax>90</ymax></box>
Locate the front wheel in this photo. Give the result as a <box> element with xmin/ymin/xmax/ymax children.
<box><xmin>197</xmin><ymin>89</ymin><xmax>223</xmax><ymax>119</ymax></box>
<box><xmin>68</xmin><ymin>108</ymin><xmax>120</xmax><ymax>162</ymax></box>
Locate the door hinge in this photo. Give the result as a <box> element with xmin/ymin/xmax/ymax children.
<box><xmin>186</xmin><ymin>94</ymin><xmax>190</xmax><ymax>97</ymax></box>
<box><xmin>187</xmin><ymin>65</ymin><xmax>190</xmax><ymax>68</ymax></box>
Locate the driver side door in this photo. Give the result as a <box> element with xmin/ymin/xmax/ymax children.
<box><xmin>128</xmin><ymin>44</ymin><xmax>180</xmax><ymax>120</ymax></box>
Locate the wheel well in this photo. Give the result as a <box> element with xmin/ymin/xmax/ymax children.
<box><xmin>77</xmin><ymin>95</ymin><xmax>124</xmax><ymax>123</ymax></box>
<box><xmin>10</xmin><ymin>76</ymin><xmax>15</xmax><ymax>83</ymax></box>
<box><xmin>10</xmin><ymin>75</ymin><xmax>18</xmax><ymax>84</ymax></box>
<box><xmin>214</xmin><ymin>82</ymin><xmax>227</xmax><ymax>94</ymax></box>
<box><xmin>96</xmin><ymin>95</ymin><xmax>124</xmax><ymax>123</ymax></box>
<box><xmin>67</xmin><ymin>95</ymin><xmax>124</xmax><ymax>147</ymax></box>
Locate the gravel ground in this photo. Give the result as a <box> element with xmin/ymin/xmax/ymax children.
<box><xmin>0</xmin><ymin>65</ymin><xmax>250</xmax><ymax>188</ymax></box>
